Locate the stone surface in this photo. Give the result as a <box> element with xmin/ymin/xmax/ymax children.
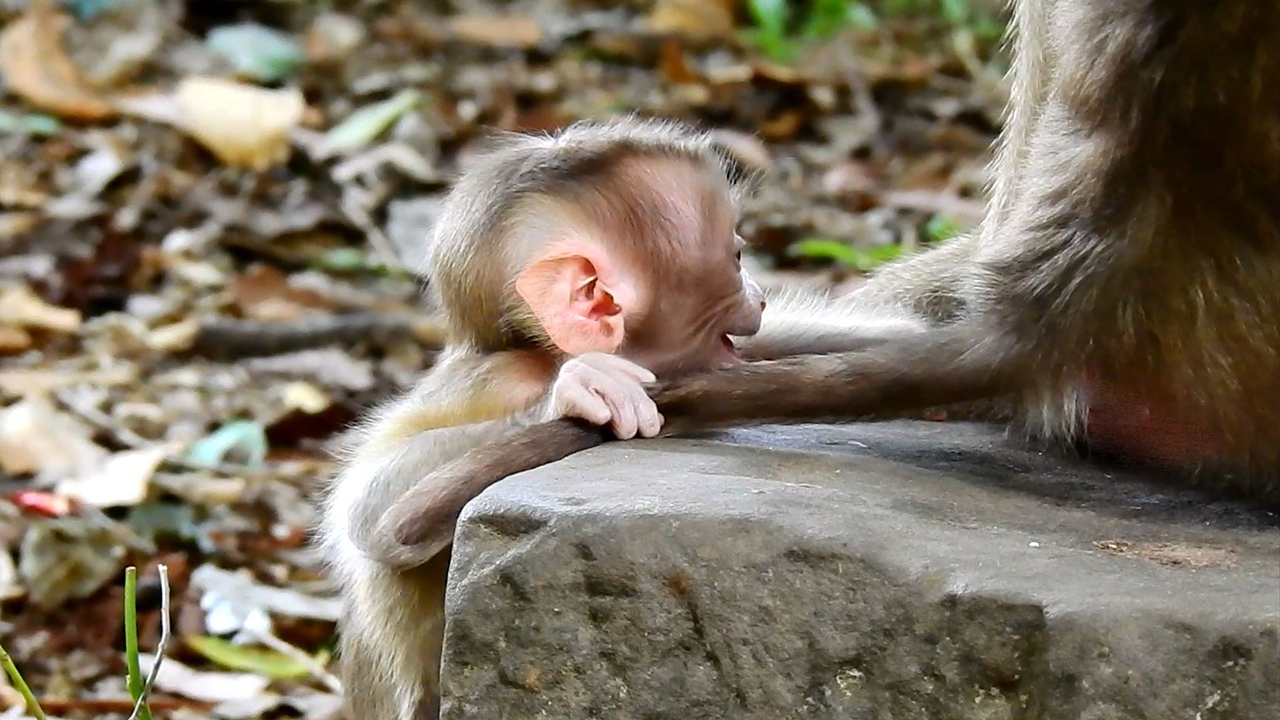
<box><xmin>440</xmin><ymin>422</ymin><xmax>1280</xmax><ymax>720</ymax></box>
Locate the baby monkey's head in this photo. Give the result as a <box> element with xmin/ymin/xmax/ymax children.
<box><xmin>427</xmin><ymin>117</ymin><xmax>765</xmax><ymax>375</ymax></box>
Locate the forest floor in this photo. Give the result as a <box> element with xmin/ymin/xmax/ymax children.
<box><xmin>1</xmin><ymin>0</ymin><xmax>1006</xmax><ymax>717</ymax></box>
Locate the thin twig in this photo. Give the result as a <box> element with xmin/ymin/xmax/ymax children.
<box><xmin>128</xmin><ymin>566</ymin><xmax>171</xmax><ymax>720</ymax></box>
<box><xmin>251</xmin><ymin>630</ymin><xmax>343</xmax><ymax>695</ymax></box>
<box><xmin>0</xmin><ymin>641</ymin><xmax>48</xmax><ymax>720</ymax></box>
<box><xmin>193</xmin><ymin>313</ymin><xmax>446</xmax><ymax>360</ymax></box>
<box><xmin>54</xmin><ymin>388</ymin><xmax>149</xmax><ymax>448</ymax></box>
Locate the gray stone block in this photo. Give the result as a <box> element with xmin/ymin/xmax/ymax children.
<box><xmin>440</xmin><ymin>422</ymin><xmax>1280</xmax><ymax>720</ymax></box>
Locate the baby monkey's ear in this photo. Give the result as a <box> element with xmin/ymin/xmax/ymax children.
<box><xmin>515</xmin><ymin>242</ymin><xmax>633</xmax><ymax>355</ymax></box>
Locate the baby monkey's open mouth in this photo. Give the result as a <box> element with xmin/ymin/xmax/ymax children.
<box><xmin>717</xmin><ymin>334</ymin><xmax>742</xmax><ymax>366</ymax></box>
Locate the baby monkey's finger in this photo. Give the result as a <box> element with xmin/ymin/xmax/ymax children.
<box><xmin>555</xmin><ymin>381</ymin><xmax>612</xmax><ymax>427</ymax></box>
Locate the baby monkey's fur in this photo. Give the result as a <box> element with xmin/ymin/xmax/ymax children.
<box><xmin>318</xmin><ymin>118</ymin><xmax>766</xmax><ymax>719</ymax></box>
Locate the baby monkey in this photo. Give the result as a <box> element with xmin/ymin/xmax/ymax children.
<box><xmin>317</xmin><ymin>118</ymin><xmax>765</xmax><ymax>720</ymax></box>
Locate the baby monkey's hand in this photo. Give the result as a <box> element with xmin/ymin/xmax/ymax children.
<box><xmin>548</xmin><ymin>353</ymin><xmax>663</xmax><ymax>439</ymax></box>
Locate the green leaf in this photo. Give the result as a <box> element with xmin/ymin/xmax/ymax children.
<box><xmin>0</xmin><ymin>110</ymin><xmax>62</xmax><ymax>137</ymax></box>
<box><xmin>185</xmin><ymin>420</ymin><xmax>268</xmax><ymax>468</ymax></box>
<box><xmin>746</xmin><ymin>0</ymin><xmax>788</xmax><ymax>36</ymax></box>
<box><xmin>320</xmin><ymin>89</ymin><xmax>422</xmax><ymax>155</ymax></box>
<box><xmin>786</xmin><ymin>238</ymin><xmax>904</xmax><ymax>271</ymax></box>
<box><xmin>312</xmin><ymin>247</ymin><xmax>372</xmax><ymax>273</ymax></box>
<box><xmin>940</xmin><ymin>0</ymin><xmax>971</xmax><ymax>23</ymax></box>
<box><xmin>924</xmin><ymin>214</ymin><xmax>961</xmax><ymax>242</ymax></box>
<box><xmin>786</xmin><ymin>238</ymin><xmax>863</xmax><ymax>265</ymax></box>
<box><xmin>801</xmin><ymin>0</ymin><xmax>878</xmax><ymax>38</ymax></box>
<box><xmin>186</xmin><ymin>636</ymin><xmax>327</xmax><ymax>680</ymax></box>
<box><xmin>744</xmin><ymin>0</ymin><xmax>794</xmax><ymax>61</ymax></box>
<box><xmin>846</xmin><ymin>2</ymin><xmax>881</xmax><ymax>30</ymax></box>
<box><xmin>67</xmin><ymin>0</ymin><xmax>114</xmax><ymax>21</ymax></box>
<box><xmin>207</xmin><ymin>23</ymin><xmax>305</xmax><ymax>83</ymax></box>
<box><xmin>851</xmin><ymin>242</ymin><xmax>905</xmax><ymax>270</ymax></box>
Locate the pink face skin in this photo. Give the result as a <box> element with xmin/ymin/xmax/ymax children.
<box><xmin>514</xmin><ymin>156</ymin><xmax>765</xmax><ymax>377</ymax></box>
<box><xmin>622</xmin><ymin>220</ymin><xmax>767</xmax><ymax>377</ymax></box>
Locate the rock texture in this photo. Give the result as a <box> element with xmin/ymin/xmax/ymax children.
<box><xmin>440</xmin><ymin>422</ymin><xmax>1280</xmax><ymax>720</ymax></box>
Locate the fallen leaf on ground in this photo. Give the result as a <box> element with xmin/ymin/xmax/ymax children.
<box><xmin>230</xmin><ymin>264</ymin><xmax>335</xmax><ymax>321</ymax></box>
<box><xmin>145</xmin><ymin>317</ymin><xmax>199</xmax><ymax>352</ymax></box>
<box><xmin>56</xmin><ymin>443</ymin><xmax>177</xmax><ymax>508</ymax></box>
<box><xmin>19</xmin><ymin>517</ymin><xmax>131</xmax><ymax>608</ymax></box>
<box><xmin>0</xmin><ymin>2</ymin><xmax>115</xmax><ymax>120</ymax></box>
<box><xmin>305</xmin><ymin>13</ymin><xmax>366</xmax><ymax>63</ymax></box>
<box><xmin>0</xmin><ymin>365</ymin><xmax>138</xmax><ymax>396</ymax></box>
<box><xmin>284</xmin><ymin>692</ymin><xmax>345</xmax><ymax>720</ymax></box>
<box><xmin>186</xmin><ymin>420</ymin><xmax>269</xmax><ymax>469</ymax></box>
<box><xmin>0</xmin><ymin>326</ymin><xmax>33</xmax><ymax>354</ymax></box>
<box><xmin>0</xmin><ymin>211</ymin><xmax>42</xmax><ymax>240</ymax></box>
<box><xmin>648</xmin><ymin>0</ymin><xmax>735</xmax><ymax>40</ymax></box>
<box><xmin>448</xmin><ymin>15</ymin><xmax>542</xmax><ymax>49</ymax></box>
<box><xmin>281</xmin><ymin>382</ymin><xmax>331</xmax><ymax>414</ymax></box>
<box><xmin>0</xmin><ymin>550</ymin><xmax>21</xmax><ymax>601</ymax></box>
<box><xmin>119</xmin><ymin>78</ymin><xmax>304</xmax><ymax>170</ymax></box>
<box><xmin>244</xmin><ymin>348</ymin><xmax>375</xmax><ymax>391</ymax></box>
<box><xmin>0</xmin><ymin>395</ymin><xmax>106</xmax><ymax>477</ymax></box>
<box><xmin>138</xmin><ymin>654</ymin><xmax>271</xmax><ymax>704</ymax></box>
<box><xmin>657</xmin><ymin>39</ymin><xmax>699</xmax><ymax>85</ymax></box>
<box><xmin>192</xmin><ymin>564</ymin><xmax>342</xmax><ymax>624</ymax></box>
<box><xmin>207</xmin><ymin>22</ymin><xmax>305</xmax><ymax>83</ymax></box>
<box><xmin>0</xmin><ymin>109</ymin><xmax>63</xmax><ymax>136</ymax></box>
<box><xmin>187</xmin><ymin>636</ymin><xmax>323</xmax><ymax>680</ymax></box>
<box><xmin>0</xmin><ymin>284</ymin><xmax>82</xmax><ymax>332</ymax></box>
<box><xmin>317</xmin><ymin>89</ymin><xmax>422</xmax><ymax>157</ymax></box>
<box><xmin>178</xmin><ymin>78</ymin><xmax>305</xmax><ymax>170</ymax></box>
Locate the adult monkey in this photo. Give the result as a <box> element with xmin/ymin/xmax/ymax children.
<box><xmin>385</xmin><ymin>0</ymin><xmax>1280</xmax><ymax>557</ymax></box>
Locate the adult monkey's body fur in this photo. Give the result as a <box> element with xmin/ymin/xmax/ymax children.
<box><xmin>388</xmin><ymin>0</ymin><xmax>1280</xmax><ymax>554</ymax></box>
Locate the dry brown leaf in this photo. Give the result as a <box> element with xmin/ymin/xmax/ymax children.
<box><xmin>0</xmin><ymin>211</ymin><xmax>41</xmax><ymax>241</ymax></box>
<box><xmin>448</xmin><ymin>15</ymin><xmax>542</xmax><ymax>49</ymax></box>
<box><xmin>657</xmin><ymin>38</ymin><xmax>700</xmax><ymax>85</ymax></box>
<box><xmin>56</xmin><ymin>443</ymin><xmax>177</xmax><ymax>508</ymax></box>
<box><xmin>281</xmin><ymin>381</ymin><xmax>332</xmax><ymax>414</ymax></box>
<box><xmin>648</xmin><ymin>0</ymin><xmax>735</xmax><ymax>40</ymax></box>
<box><xmin>0</xmin><ymin>395</ymin><xmax>106</xmax><ymax>477</ymax></box>
<box><xmin>821</xmin><ymin>160</ymin><xmax>881</xmax><ymax>197</ymax></box>
<box><xmin>0</xmin><ymin>3</ymin><xmax>115</xmax><ymax>120</ymax></box>
<box><xmin>0</xmin><ymin>326</ymin><xmax>33</xmax><ymax>354</ymax></box>
<box><xmin>0</xmin><ymin>366</ymin><xmax>138</xmax><ymax>396</ymax></box>
<box><xmin>145</xmin><ymin>317</ymin><xmax>200</xmax><ymax>352</ymax></box>
<box><xmin>115</xmin><ymin>78</ymin><xmax>305</xmax><ymax>170</ymax></box>
<box><xmin>178</xmin><ymin>77</ymin><xmax>304</xmax><ymax>170</ymax></box>
<box><xmin>0</xmin><ymin>284</ymin><xmax>82</xmax><ymax>333</ymax></box>
<box><xmin>230</xmin><ymin>265</ymin><xmax>334</xmax><ymax>321</ymax></box>
<box><xmin>752</xmin><ymin>59</ymin><xmax>805</xmax><ymax>86</ymax></box>
<box><xmin>760</xmin><ymin>110</ymin><xmax>805</xmax><ymax>141</ymax></box>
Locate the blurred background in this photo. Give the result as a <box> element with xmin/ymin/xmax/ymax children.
<box><xmin>0</xmin><ymin>0</ymin><xmax>1007</xmax><ymax>716</ymax></box>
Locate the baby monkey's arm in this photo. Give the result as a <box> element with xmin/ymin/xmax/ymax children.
<box><xmin>334</xmin><ymin>350</ymin><xmax>658</xmax><ymax>568</ymax></box>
